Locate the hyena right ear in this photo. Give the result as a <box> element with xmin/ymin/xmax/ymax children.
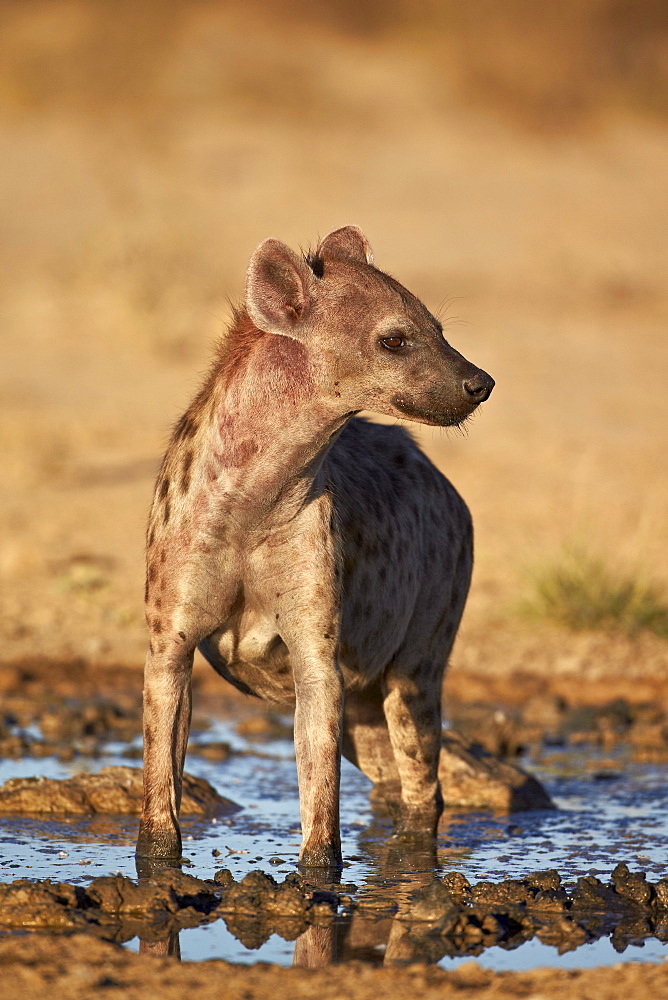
<box><xmin>245</xmin><ymin>239</ymin><xmax>316</xmax><ymax>339</ymax></box>
<box><xmin>318</xmin><ymin>225</ymin><xmax>374</xmax><ymax>266</ymax></box>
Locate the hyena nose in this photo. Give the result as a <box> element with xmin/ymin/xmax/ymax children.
<box><xmin>463</xmin><ymin>370</ymin><xmax>495</xmax><ymax>403</ymax></box>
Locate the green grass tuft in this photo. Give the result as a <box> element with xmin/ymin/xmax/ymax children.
<box><xmin>523</xmin><ymin>548</ymin><xmax>668</xmax><ymax>639</ymax></box>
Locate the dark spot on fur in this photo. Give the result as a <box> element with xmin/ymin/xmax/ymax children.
<box><xmin>393</xmin><ymin>452</ymin><xmax>406</xmax><ymax>468</ymax></box>
<box><xmin>163</xmin><ymin>501</ymin><xmax>171</xmax><ymax>525</ymax></box>
<box><xmin>159</xmin><ymin>478</ymin><xmax>170</xmax><ymax>500</ymax></box>
<box><xmin>174</xmin><ymin>412</ymin><xmax>198</xmax><ymax>442</ymax></box>
<box><xmin>363</xmin><ymin>539</ymin><xmax>378</xmax><ymax>559</ymax></box>
<box><xmin>153</xmin><ymin>619</ymin><xmax>163</xmax><ymax>634</ymax></box>
<box><xmin>148</xmin><ymin>640</ymin><xmax>154</xmax><ymax>654</ymax></box>
<box><xmin>178</xmin><ymin>631</ymin><xmax>186</xmax><ymax>641</ymax></box>
<box><xmin>143</xmin><ymin>725</ymin><xmax>154</xmax><ymax>752</ymax></box>
<box><xmin>160</xmin><ymin>549</ymin><xmax>167</xmax><ymax>564</ymax></box>
<box><xmin>144</xmin><ymin>580</ymin><xmax>149</xmax><ymax>602</ymax></box>
<box><xmin>148</xmin><ymin>565</ymin><xmax>157</xmax><ymax>584</ymax></box>
<box><xmin>343</xmin><ymin>556</ymin><xmax>358</xmax><ymax>580</ymax></box>
<box><xmin>181</xmin><ymin>450</ymin><xmax>194</xmax><ymax>494</ymax></box>
<box><xmin>155</xmin><ymin>597</ymin><xmax>162</xmax><ymax>609</ymax></box>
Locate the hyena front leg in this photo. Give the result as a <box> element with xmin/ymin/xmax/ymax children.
<box><xmin>136</xmin><ymin>642</ymin><xmax>194</xmax><ymax>860</ymax></box>
<box><xmin>259</xmin><ymin>513</ymin><xmax>343</xmax><ymax>871</ymax></box>
<box><xmin>289</xmin><ymin>640</ymin><xmax>343</xmax><ymax>869</ymax></box>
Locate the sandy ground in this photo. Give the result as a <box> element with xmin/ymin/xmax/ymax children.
<box><xmin>1</xmin><ymin>3</ymin><xmax>668</xmax><ymax>996</ymax></box>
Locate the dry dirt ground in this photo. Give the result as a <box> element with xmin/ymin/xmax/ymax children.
<box><xmin>2</xmin><ymin>932</ymin><xmax>668</xmax><ymax>1000</ymax></box>
<box><xmin>1</xmin><ymin>2</ymin><xmax>668</xmax><ymax>997</ymax></box>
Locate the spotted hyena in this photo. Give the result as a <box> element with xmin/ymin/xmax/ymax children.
<box><xmin>138</xmin><ymin>226</ymin><xmax>494</xmax><ymax>870</ymax></box>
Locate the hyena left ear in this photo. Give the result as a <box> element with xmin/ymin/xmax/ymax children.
<box><xmin>318</xmin><ymin>225</ymin><xmax>374</xmax><ymax>266</ymax></box>
<box><xmin>245</xmin><ymin>238</ymin><xmax>317</xmax><ymax>339</ymax></box>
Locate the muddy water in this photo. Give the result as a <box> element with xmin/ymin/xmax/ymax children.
<box><xmin>0</xmin><ymin>717</ymin><xmax>667</xmax><ymax>971</ymax></box>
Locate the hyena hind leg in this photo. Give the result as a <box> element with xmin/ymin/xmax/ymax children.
<box><xmin>342</xmin><ymin>689</ymin><xmax>402</xmax><ymax>821</ymax></box>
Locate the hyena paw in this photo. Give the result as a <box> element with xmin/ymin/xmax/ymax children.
<box><xmin>298</xmin><ymin>841</ymin><xmax>342</xmax><ymax>875</ymax></box>
<box><xmin>393</xmin><ymin>796</ymin><xmax>442</xmax><ymax>840</ymax></box>
<box><xmin>136</xmin><ymin>823</ymin><xmax>182</xmax><ymax>860</ymax></box>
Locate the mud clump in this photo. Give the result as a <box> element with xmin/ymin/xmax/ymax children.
<box><xmin>0</xmin><ymin>766</ymin><xmax>237</xmax><ymax>817</ymax></box>
<box><xmin>0</xmin><ymin>880</ymin><xmax>92</xmax><ymax>931</ymax></box>
<box><xmin>0</xmin><ymin>864</ymin><xmax>665</xmax><ymax>962</ymax></box>
<box><xmin>216</xmin><ymin>870</ymin><xmax>340</xmax><ymax>949</ymax></box>
<box><xmin>0</xmin><ymin>869</ymin><xmax>224</xmax><ymax>938</ymax></box>
<box><xmin>396</xmin><ymin>864</ymin><xmax>668</xmax><ymax>960</ymax></box>
<box><xmin>0</xmin><ymin>868</ymin><xmax>341</xmax><ymax>949</ymax></box>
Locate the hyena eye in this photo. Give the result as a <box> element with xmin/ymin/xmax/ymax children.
<box><xmin>380</xmin><ymin>334</ymin><xmax>406</xmax><ymax>351</ymax></box>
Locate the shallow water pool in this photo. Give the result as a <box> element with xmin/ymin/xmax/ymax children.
<box><xmin>0</xmin><ymin>716</ymin><xmax>666</xmax><ymax>971</ymax></box>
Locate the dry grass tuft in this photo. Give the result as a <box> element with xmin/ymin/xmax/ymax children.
<box><xmin>523</xmin><ymin>548</ymin><xmax>668</xmax><ymax>640</ymax></box>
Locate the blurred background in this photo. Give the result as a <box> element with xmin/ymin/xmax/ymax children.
<box><xmin>1</xmin><ymin>0</ymin><xmax>667</xmax><ymax>680</ymax></box>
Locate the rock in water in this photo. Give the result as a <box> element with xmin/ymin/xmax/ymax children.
<box><xmin>0</xmin><ymin>765</ymin><xmax>238</xmax><ymax>816</ymax></box>
<box><xmin>439</xmin><ymin>731</ymin><xmax>554</xmax><ymax>811</ymax></box>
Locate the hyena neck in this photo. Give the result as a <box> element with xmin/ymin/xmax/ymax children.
<box><xmin>192</xmin><ymin>314</ymin><xmax>350</xmax><ymax>528</ymax></box>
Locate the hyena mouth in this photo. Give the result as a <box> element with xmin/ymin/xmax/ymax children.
<box><xmin>391</xmin><ymin>395</ymin><xmax>474</xmax><ymax>427</ymax></box>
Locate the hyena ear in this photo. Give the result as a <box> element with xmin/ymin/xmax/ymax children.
<box><xmin>317</xmin><ymin>225</ymin><xmax>374</xmax><ymax>266</ymax></box>
<box><xmin>245</xmin><ymin>239</ymin><xmax>316</xmax><ymax>339</ymax></box>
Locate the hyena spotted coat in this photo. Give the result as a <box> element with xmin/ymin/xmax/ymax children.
<box><xmin>138</xmin><ymin>226</ymin><xmax>494</xmax><ymax>869</ymax></box>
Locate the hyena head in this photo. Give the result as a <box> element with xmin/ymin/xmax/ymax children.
<box><xmin>245</xmin><ymin>225</ymin><xmax>494</xmax><ymax>427</ymax></box>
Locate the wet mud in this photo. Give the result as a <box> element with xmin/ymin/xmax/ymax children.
<box><xmin>0</xmin><ymin>868</ymin><xmax>340</xmax><ymax>948</ymax></box>
<box><xmin>0</xmin><ymin>862</ymin><xmax>666</xmax><ymax>967</ymax></box>
<box><xmin>0</xmin><ymin>659</ymin><xmax>667</xmax><ymax>981</ymax></box>
<box><xmin>444</xmin><ymin>672</ymin><xmax>668</xmax><ymax>764</ymax></box>
<box><xmin>3</xmin><ymin>657</ymin><xmax>668</xmax><ymax>765</ymax></box>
